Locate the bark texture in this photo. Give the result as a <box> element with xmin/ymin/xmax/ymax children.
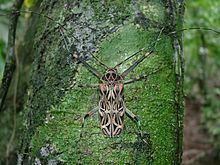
<box><xmin>18</xmin><ymin>0</ymin><xmax>184</xmax><ymax>164</ymax></box>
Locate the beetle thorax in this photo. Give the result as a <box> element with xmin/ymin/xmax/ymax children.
<box><xmin>101</xmin><ymin>68</ymin><xmax>122</xmax><ymax>84</ymax></box>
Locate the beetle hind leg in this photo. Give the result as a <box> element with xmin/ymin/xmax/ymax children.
<box><xmin>80</xmin><ymin>106</ymin><xmax>99</xmax><ymax>138</ymax></box>
<box><xmin>125</xmin><ymin>108</ymin><xmax>148</xmax><ymax>143</ymax></box>
<box><xmin>82</xmin><ymin>106</ymin><xmax>99</xmax><ymax>128</ymax></box>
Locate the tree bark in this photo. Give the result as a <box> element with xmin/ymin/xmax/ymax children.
<box><xmin>18</xmin><ymin>0</ymin><xmax>184</xmax><ymax>164</ymax></box>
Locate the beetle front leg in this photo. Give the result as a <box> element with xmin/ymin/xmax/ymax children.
<box><xmin>124</xmin><ymin>74</ymin><xmax>150</xmax><ymax>85</ymax></box>
<box><xmin>124</xmin><ymin>66</ymin><xmax>167</xmax><ymax>85</ymax></box>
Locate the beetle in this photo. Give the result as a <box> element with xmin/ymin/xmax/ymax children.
<box><xmin>59</xmin><ymin>25</ymin><xmax>163</xmax><ymax>137</ymax></box>
<box><xmin>80</xmin><ymin>56</ymin><xmax>154</xmax><ymax>137</ymax></box>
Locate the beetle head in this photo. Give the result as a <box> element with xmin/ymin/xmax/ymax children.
<box><xmin>101</xmin><ymin>68</ymin><xmax>121</xmax><ymax>82</ymax></box>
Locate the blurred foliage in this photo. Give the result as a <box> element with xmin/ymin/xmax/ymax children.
<box><xmin>0</xmin><ymin>0</ymin><xmax>35</xmax><ymax>77</ymax></box>
<box><xmin>0</xmin><ymin>39</ymin><xmax>5</xmax><ymax>79</ymax></box>
<box><xmin>0</xmin><ymin>0</ymin><xmax>15</xmax><ymax>78</ymax></box>
<box><xmin>24</xmin><ymin>0</ymin><xmax>34</xmax><ymax>8</ymax></box>
<box><xmin>0</xmin><ymin>0</ymin><xmax>11</xmax><ymax>4</ymax></box>
<box><xmin>0</xmin><ymin>0</ymin><xmax>35</xmax><ymax>163</ymax></box>
<box><xmin>185</xmin><ymin>0</ymin><xmax>220</xmax><ymax>149</ymax></box>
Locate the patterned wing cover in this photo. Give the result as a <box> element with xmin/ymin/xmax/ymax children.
<box><xmin>99</xmin><ymin>83</ymin><xmax>125</xmax><ymax>137</ymax></box>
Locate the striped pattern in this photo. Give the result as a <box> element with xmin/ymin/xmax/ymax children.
<box><xmin>98</xmin><ymin>69</ymin><xmax>125</xmax><ymax>137</ymax></box>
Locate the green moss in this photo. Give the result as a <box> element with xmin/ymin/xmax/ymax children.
<box><xmin>140</xmin><ymin>1</ymin><xmax>165</xmax><ymax>23</ymax></box>
<box><xmin>87</xmin><ymin>0</ymin><xmax>132</xmax><ymax>23</ymax></box>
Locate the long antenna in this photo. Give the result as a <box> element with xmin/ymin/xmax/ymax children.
<box><xmin>1</xmin><ymin>9</ymin><xmax>220</xmax><ymax>67</ymax></box>
<box><xmin>120</xmin><ymin>28</ymin><xmax>164</xmax><ymax>78</ymax></box>
<box><xmin>114</xmin><ymin>27</ymin><xmax>220</xmax><ymax>69</ymax></box>
<box><xmin>169</xmin><ymin>27</ymin><xmax>220</xmax><ymax>35</ymax></box>
<box><xmin>0</xmin><ymin>9</ymin><xmax>68</xmax><ymax>30</ymax></box>
<box><xmin>0</xmin><ymin>9</ymin><xmax>110</xmax><ymax>69</ymax></box>
<box><xmin>0</xmin><ymin>8</ymin><xmax>104</xmax><ymax>78</ymax></box>
<box><xmin>114</xmin><ymin>28</ymin><xmax>164</xmax><ymax>71</ymax></box>
<box><xmin>60</xmin><ymin>29</ymin><xmax>102</xmax><ymax>78</ymax></box>
<box><xmin>113</xmin><ymin>48</ymin><xmax>145</xmax><ymax>69</ymax></box>
<box><xmin>1</xmin><ymin>9</ymin><xmax>220</xmax><ymax>36</ymax></box>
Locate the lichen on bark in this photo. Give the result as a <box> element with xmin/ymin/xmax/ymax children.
<box><xmin>19</xmin><ymin>0</ymin><xmax>184</xmax><ymax>164</ymax></box>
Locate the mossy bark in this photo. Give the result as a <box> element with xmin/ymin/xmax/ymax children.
<box><xmin>19</xmin><ymin>0</ymin><xmax>184</xmax><ymax>164</ymax></box>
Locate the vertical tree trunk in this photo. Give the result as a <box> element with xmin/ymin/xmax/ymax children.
<box><xmin>18</xmin><ymin>0</ymin><xmax>184</xmax><ymax>164</ymax></box>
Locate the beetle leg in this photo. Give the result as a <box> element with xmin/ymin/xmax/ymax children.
<box><xmin>80</xmin><ymin>106</ymin><xmax>99</xmax><ymax>138</ymax></box>
<box><xmin>125</xmin><ymin>108</ymin><xmax>141</xmax><ymax>129</ymax></box>
<box><xmin>124</xmin><ymin>66</ymin><xmax>167</xmax><ymax>85</ymax></box>
<box><xmin>124</xmin><ymin>74</ymin><xmax>150</xmax><ymax>85</ymax></box>
<box><xmin>82</xmin><ymin>106</ymin><xmax>99</xmax><ymax>128</ymax></box>
<box><xmin>125</xmin><ymin>108</ymin><xmax>149</xmax><ymax>143</ymax></box>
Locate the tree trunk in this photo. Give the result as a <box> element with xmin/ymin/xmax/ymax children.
<box><xmin>18</xmin><ymin>0</ymin><xmax>184</xmax><ymax>164</ymax></box>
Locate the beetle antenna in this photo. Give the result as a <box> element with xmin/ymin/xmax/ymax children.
<box><xmin>169</xmin><ymin>27</ymin><xmax>220</xmax><ymax>35</ymax></box>
<box><xmin>114</xmin><ymin>26</ymin><xmax>220</xmax><ymax>69</ymax></box>
<box><xmin>114</xmin><ymin>48</ymin><xmax>145</xmax><ymax>69</ymax></box>
<box><xmin>120</xmin><ymin>28</ymin><xmax>164</xmax><ymax>78</ymax></box>
<box><xmin>0</xmin><ymin>9</ymin><xmax>110</xmax><ymax>69</ymax></box>
<box><xmin>1</xmin><ymin>10</ymin><xmax>220</xmax><ymax>69</ymax></box>
<box><xmin>114</xmin><ymin>28</ymin><xmax>164</xmax><ymax>69</ymax></box>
